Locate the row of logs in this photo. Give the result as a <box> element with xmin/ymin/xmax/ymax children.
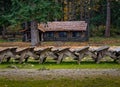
<box><xmin>0</xmin><ymin>46</ymin><xmax>120</xmax><ymax>64</ymax></box>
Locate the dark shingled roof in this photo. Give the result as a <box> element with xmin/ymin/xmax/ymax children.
<box><xmin>38</xmin><ymin>21</ymin><xmax>87</xmax><ymax>32</ymax></box>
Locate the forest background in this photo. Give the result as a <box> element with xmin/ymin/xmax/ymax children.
<box><xmin>0</xmin><ymin>0</ymin><xmax>120</xmax><ymax>45</ymax></box>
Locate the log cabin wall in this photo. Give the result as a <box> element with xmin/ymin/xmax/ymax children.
<box><xmin>38</xmin><ymin>21</ymin><xmax>88</xmax><ymax>42</ymax></box>
<box><xmin>43</xmin><ymin>31</ymin><xmax>87</xmax><ymax>41</ymax></box>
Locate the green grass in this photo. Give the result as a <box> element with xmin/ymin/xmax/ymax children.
<box><xmin>0</xmin><ymin>39</ymin><xmax>8</xmax><ymax>42</ymax></box>
<box><xmin>0</xmin><ymin>76</ymin><xmax>120</xmax><ymax>87</ymax></box>
<box><xmin>0</xmin><ymin>37</ymin><xmax>22</xmax><ymax>42</ymax></box>
<box><xmin>0</xmin><ymin>61</ymin><xmax>120</xmax><ymax>69</ymax></box>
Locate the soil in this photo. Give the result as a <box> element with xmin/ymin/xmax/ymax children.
<box><xmin>0</xmin><ymin>69</ymin><xmax>120</xmax><ymax>80</ymax></box>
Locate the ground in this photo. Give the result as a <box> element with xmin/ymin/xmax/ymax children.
<box><xmin>0</xmin><ymin>69</ymin><xmax>120</xmax><ymax>80</ymax></box>
<box><xmin>0</xmin><ymin>37</ymin><xmax>120</xmax><ymax>87</ymax></box>
<box><xmin>0</xmin><ymin>69</ymin><xmax>120</xmax><ymax>87</ymax></box>
<box><xmin>0</xmin><ymin>37</ymin><xmax>120</xmax><ymax>47</ymax></box>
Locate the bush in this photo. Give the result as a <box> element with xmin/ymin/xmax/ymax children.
<box><xmin>90</xmin><ymin>25</ymin><xmax>105</xmax><ymax>37</ymax></box>
<box><xmin>90</xmin><ymin>25</ymin><xmax>120</xmax><ymax>37</ymax></box>
<box><xmin>110</xmin><ymin>27</ymin><xmax>120</xmax><ymax>37</ymax></box>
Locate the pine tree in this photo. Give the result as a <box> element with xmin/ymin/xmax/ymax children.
<box><xmin>8</xmin><ymin>0</ymin><xmax>62</xmax><ymax>45</ymax></box>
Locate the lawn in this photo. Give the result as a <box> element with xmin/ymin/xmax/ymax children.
<box><xmin>0</xmin><ymin>61</ymin><xmax>120</xmax><ymax>69</ymax></box>
<box><xmin>0</xmin><ymin>76</ymin><xmax>120</xmax><ymax>87</ymax></box>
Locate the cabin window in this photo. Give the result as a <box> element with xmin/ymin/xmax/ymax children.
<box><xmin>59</xmin><ymin>32</ymin><xmax>67</xmax><ymax>37</ymax></box>
<box><xmin>45</xmin><ymin>32</ymin><xmax>54</xmax><ymax>37</ymax></box>
<box><xmin>72</xmin><ymin>31</ymin><xmax>80</xmax><ymax>37</ymax></box>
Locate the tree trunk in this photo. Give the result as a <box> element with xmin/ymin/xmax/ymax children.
<box><xmin>2</xmin><ymin>25</ymin><xmax>7</xmax><ymax>39</ymax></box>
<box><xmin>55</xmin><ymin>0</ymin><xmax>58</xmax><ymax>21</ymax></box>
<box><xmin>105</xmin><ymin>0</ymin><xmax>111</xmax><ymax>37</ymax></box>
<box><xmin>24</xmin><ymin>22</ymin><xmax>29</xmax><ymax>41</ymax></box>
<box><xmin>71</xmin><ymin>0</ymin><xmax>76</xmax><ymax>20</ymax></box>
<box><xmin>31</xmin><ymin>20</ymin><xmax>40</xmax><ymax>46</ymax></box>
<box><xmin>63</xmin><ymin>0</ymin><xmax>68</xmax><ymax>21</ymax></box>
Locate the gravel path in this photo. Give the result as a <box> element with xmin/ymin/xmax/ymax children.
<box><xmin>0</xmin><ymin>69</ymin><xmax>120</xmax><ymax>80</ymax></box>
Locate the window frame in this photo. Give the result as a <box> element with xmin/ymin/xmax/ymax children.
<box><xmin>72</xmin><ymin>31</ymin><xmax>80</xmax><ymax>37</ymax></box>
<box><xmin>59</xmin><ymin>31</ymin><xmax>67</xmax><ymax>38</ymax></box>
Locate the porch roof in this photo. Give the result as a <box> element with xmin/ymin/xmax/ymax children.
<box><xmin>38</xmin><ymin>21</ymin><xmax>87</xmax><ymax>32</ymax></box>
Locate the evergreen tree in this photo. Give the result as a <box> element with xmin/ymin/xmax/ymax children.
<box><xmin>8</xmin><ymin>0</ymin><xmax>62</xmax><ymax>45</ymax></box>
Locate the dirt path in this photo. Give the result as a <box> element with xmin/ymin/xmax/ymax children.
<box><xmin>0</xmin><ymin>69</ymin><xmax>120</xmax><ymax>80</ymax></box>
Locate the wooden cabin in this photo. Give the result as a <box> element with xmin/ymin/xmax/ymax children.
<box><xmin>38</xmin><ymin>21</ymin><xmax>88</xmax><ymax>41</ymax></box>
<box><xmin>22</xmin><ymin>21</ymin><xmax>89</xmax><ymax>42</ymax></box>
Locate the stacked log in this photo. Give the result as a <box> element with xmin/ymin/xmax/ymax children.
<box><xmin>0</xmin><ymin>46</ymin><xmax>120</xmax><ymax>64</ymax></box>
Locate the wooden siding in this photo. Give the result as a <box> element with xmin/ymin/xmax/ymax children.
<box><xmin>43</xmin><ymin>31</ymin><xmax>87</xmax><ymax>41</ymax></box>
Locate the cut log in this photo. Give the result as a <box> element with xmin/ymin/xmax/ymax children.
<box><xmin>72</xmin><ymin>46</ymin><xmax>89</xmax><ymax>64</ymax></box>
<box><xmin>90</xmin><ymin>46</ymin><xmax>109</xmax><ymax>63</ymax></box>
<box><xmin>108</xmin><ymin>48</ymin><xmax>120</xmax><ymax>63</ymax></box>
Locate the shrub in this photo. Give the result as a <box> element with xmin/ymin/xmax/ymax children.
<box><xmin>90</xmin><ymin>25</ymin><xmax>120</xmax><ymax>37</ymax></box>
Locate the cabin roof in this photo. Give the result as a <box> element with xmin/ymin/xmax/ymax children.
<box><xmin>38</xmin><ymin>21</ymin><xmax>87</xmax><ymax>32</ymax></box>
